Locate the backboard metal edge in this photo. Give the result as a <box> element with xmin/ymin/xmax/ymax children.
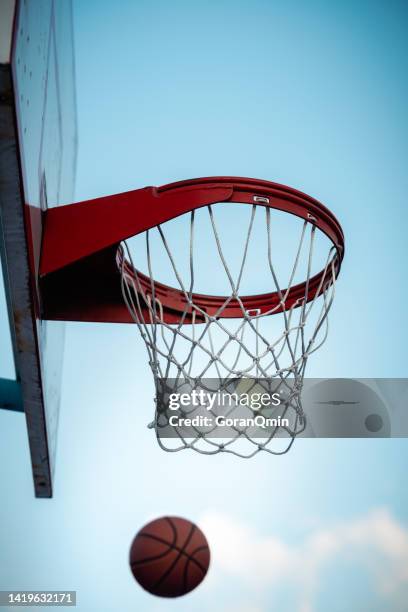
<box><xmin>0</xmin><ymin>63</ymin><xmax>53</xmax><ymax>498</ymax></box>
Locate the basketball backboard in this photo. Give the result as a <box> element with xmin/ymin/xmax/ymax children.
<box><xmin>0</xmin><ymin>0</ymin><xmax>77</xmax><ymax>497</ymax></box>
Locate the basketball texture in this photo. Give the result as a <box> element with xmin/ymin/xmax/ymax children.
<box><xmin>129</xmin><ymin>516</ymin><xmax>210</xmax><ymax>597</ymax></box>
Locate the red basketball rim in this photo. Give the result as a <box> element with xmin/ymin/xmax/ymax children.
<box><xmin>121</xmin><ymin>176</ymin><xmax>345</xmax><ymax>320</ymax></box>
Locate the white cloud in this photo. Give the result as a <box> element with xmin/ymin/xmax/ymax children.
<box><xmin>199</xmin><ymin>508</ymin><xmax>408</xmax><ymax>611</ymax></box>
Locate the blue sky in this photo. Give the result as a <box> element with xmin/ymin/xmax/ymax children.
<box><xmin>1</xmin><ymin>0</ymin><xmax>408</xmax><ymax>610</ymax></box>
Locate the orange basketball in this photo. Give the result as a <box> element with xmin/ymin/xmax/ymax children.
<box><xmin>129</xmin><ymin>516</ymin><xmax>210</xmax><ymax>597</ymax></box>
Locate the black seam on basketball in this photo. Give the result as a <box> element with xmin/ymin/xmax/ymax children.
<box><xmin>182</xmin><ymin>543</ymin><xmax>209</xmax><ymax>591</ymax></box>
<box><xmin>130</xmin><ymin>542</ymin><xmax>173</xmax><ymax>567</ymax></box>
<box><xmin>133</xmin><ymin>533</ymin><xmax>210</xmax><ymax>573</ymax></box>
<box><xmin>182</xmin><ymin>552</ymin><xmax>191</xmax><ymax>595</ymax></box>
<box><xmin>138</xmin><ymin>517</ymin><xmax>177</xmax><ymax>549</ymax></box>
<box><xmin>152</xmin><ymin>523</ymin><xmax>196</xmax><ymax>593</ymax></box>
<box><xmin>165</xmin><ymin>517</ymin><xmax>178</xmax><ymax>547</ymax></box>
<box><xmin>185</xmin><ymin>545</ymin><xmax>210</xmax><ymax>573</ymax></box>
<box><xmin>178</xmin><ymin>524</ymin><xmax>198</xmax><ymax>596</ymax></box>
<box><xmin>137</xmin><ymin>516</ymin><xmax>177</xmax><ymax>546</ymax></box>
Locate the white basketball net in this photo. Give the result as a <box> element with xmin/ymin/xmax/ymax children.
<box><xmin>120</xmin><ymin>204</ymin><xmax>338</xmax><ymax>457</ymax></box>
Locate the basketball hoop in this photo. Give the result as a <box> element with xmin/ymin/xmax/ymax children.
<box><xmin>38</xmin><ymin>176</ymin><xmax>344</xmax><ymax>457</ymax></box>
